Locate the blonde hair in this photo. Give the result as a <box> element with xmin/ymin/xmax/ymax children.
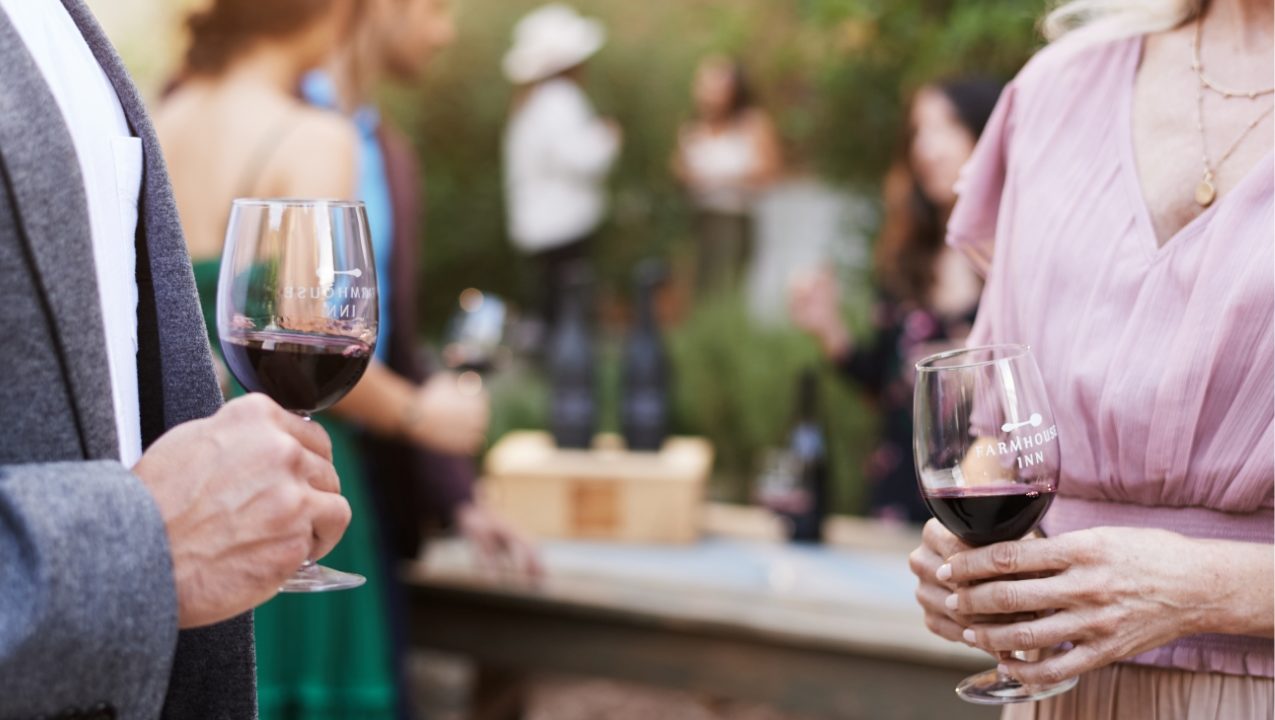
<box><xmin>1042</xmin><ymin>0</ymin><xmax>1204</xmax><ymax>42</ymax></box>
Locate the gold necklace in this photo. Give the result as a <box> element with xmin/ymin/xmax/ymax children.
<box><xmin>1191</xmin><ymin>19</ymin><xmax>1275</xmax><ymax>99</ymax></box>
<box><xmin>1192</xmin><ymin>22</ymin><xmax>1275</xmax><ymax>207</ymax></box>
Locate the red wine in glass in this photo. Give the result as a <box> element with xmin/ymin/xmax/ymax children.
<box><xmin>217</xmin><ymin>198</ymin><xmax>378</xmax><ymax>593</ymax></box>
<box><xmin>222</xmin><ymin>330</ymin><xmax>371</xmax><ymax>415</ymax></box>
<box><xmin>913</xmin><ymin>344</ymin><xmax>1076</xmax><ymax>704</ymax></box>
<box><xmin>922</xmin><ymin>484</ymin><xmax>1055</xmax><ymax>548</ymax></box>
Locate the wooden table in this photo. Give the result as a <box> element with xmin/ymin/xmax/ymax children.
<box><xmin>402</xmin><ymin>505</ymin><xmax>997</xmax><ymax>719</ymax></box>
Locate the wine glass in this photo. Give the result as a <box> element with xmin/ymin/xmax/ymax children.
<box><xmin>913</xmin><ymin>344</ymin><xmax>1077</xmax><ymax>704</ymax></box>
<box><xmin>217</xmin><ymin>198</ymin><xmax>377</xmax><ymax>593</ymax></box>
<box><xmin>443</xmin><ymin>288</ymin><xmax>508</xmax><ymax>375</ymax></box>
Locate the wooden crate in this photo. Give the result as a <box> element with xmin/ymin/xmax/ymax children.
<box><xmin>480</xmin><ymin>431</ymin><xmax>714</xmax><ymax>544</ymax></box>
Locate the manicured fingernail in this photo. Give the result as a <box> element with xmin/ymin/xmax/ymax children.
<box><xmin>997</xmin><ymin>663</ymin><xmax>1011</xmax><ymax>676</ymax></box>
<box><xmin>962</xmin><ymin>628</ymin><xmax>976</xmax><ymax>644</ymax></box>
<box><xmin>945</xmin><ymin>593</ymin><xmax>959</xmax><ymax>610</ymax></box>
<box><xmin>936</xmin><ymin>563</ymin><xmax>952</xmax><ymax>581</ymax></box>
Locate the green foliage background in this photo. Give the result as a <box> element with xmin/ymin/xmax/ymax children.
<box><xmin>96</xmin><ymin>0</ymin><xmax>1049</xmax><ymax>512</ymax></box>
<box><xmin>381</xmin><ymin>0</ymin><xmax>1047</xmax><ymax>512</ymax></box>
<box><xmin>384</xmin><ymin>0</ymin><xmax>1045</xmax><ymax>333</ymax></box>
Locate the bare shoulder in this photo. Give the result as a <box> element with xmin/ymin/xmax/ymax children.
<box><xmin>273</xmin><ymin>106</ymin><xmax>359</xmax><ymax>198</ymax></box>
<box><xmin>288</xmin><ymin>106</ymin><xmax>359</xmax><ymax>149</ymax></box>
<box><xmin>152</xmin><ymin>85</ymin><xmax>202</xmax><ymax>143</ymax></box>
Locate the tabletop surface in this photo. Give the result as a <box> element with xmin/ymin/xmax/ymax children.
<box><xmin>406</xmin><ymin>504</ymin><xmax>988</xmax><ymax>670</ymax></box>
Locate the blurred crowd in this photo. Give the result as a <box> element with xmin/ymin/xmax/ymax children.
<box><xmin>148</xmin><ymin>1</ymin><xmax>1008</xmax><ymax>716</ymax></box>
<box><xmin>3</xmin><ymin>0</ymin><xmax>1271</xmax><ymax>716</ymax></box>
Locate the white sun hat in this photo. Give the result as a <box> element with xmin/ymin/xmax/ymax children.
<box><xmin>502</xmin><ymin>4</ymin><xmax>606</xmax><ymax>85</ymax></box>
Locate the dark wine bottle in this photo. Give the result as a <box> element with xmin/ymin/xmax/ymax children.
<box><xmin>621</xmin><ymin>260</ymin><xmax>669</xmax><ymax>452</ymax></box>
<box><xmin>548</xmin><ymin>264</ymin><xmax>596</xmax><ymax>449</ymax></box>
<box><xmin>785</xmin><ymin>368</ymin><xmax>828</xmax><ymax>542</ymax></box>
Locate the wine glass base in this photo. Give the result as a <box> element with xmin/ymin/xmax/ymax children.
<box><xmin>280</xmin><ymin>563</ymin><xmax>366</xmax><ymax>593</ymax></box>
<box><xmin>956</xmin><ymin>668</ymin><xmax>1079</xmax><ymax>705</ymax></box>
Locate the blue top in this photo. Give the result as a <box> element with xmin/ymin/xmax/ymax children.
<box><xmin>302</xmin><ymin>71</ymin><xmax>394</xmax><ymax>361</ymax></box>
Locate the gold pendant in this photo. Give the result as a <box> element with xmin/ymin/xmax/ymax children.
<box><xmin>1195</xmin><ymin>174</ymin><xmax>1216</xmax><ymax>207</ymax></box>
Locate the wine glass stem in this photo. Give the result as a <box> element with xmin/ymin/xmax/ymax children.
<box><xmin>997</xmin><ymin>652</ymin><xmax>1012</xmax><ymax>684</ymax></box>
<box><xmin>997</xmin><ymin>650</ymin><xmax>1028</xmax><ymax>685</ymax></box>
<box><xmin>292</xmin><ymin>411</ymin><xmax>314</xmax><ymax>571</ymax></box>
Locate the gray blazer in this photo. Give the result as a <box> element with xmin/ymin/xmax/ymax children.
<box><xmin>0</xmin><ymin>2</ymin><xmax>255</xmax><ymax>718</ymax></box>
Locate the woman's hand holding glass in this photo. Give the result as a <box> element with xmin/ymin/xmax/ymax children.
<box><xmin>940</xmin><ymin>526</ymin><xmax>1269</xmax><ymax>685</ymax></box>
<box><xmin>912</xmin><ymin>344</ymin><xmax>1074</xmax><ymax>703</ymax></box>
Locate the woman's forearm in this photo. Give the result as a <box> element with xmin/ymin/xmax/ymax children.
<box><xmin>329</xmin><ymin>360</ymin><xmax>414</xmax><ymax>438</ymax></box>
<box><xmin>1187</xmin><ymin>537</ymin><xmax>1274</xmax><ymax>638</ymax></box>
<box><xmin>820</xmin><ymin>322</ymin><xmax>853</xmax><ymax>360</ymax></box>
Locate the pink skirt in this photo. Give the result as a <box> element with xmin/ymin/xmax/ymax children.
<box><xmin>1001</xmin><ymin>664</ymin><xmax>1274</xmax><ymax>720</ymax></box>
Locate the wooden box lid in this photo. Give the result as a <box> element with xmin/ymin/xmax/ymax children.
<box><xmin>484</xmin><ymin>431</ymin><xmax>714</xmax><ymax>485</ymax></box>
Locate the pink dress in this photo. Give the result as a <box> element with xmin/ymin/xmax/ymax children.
<box><xmin>949</xmin><ymin>33</ymin><xmax>1274</xmax><ymax>680</ymax></box>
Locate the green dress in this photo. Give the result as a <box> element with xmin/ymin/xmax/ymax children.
<box><xmin>194</xmin><ymin>260</ymin><xmax>399</xmax><ymax>720</ymax></box>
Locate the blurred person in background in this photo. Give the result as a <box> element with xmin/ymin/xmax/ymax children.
<box><xmin>0</xmin><ymin>1</ymin><xmax>353</xmax><ymax>716</ymax></box>
<box><xmin>155</xmin><ymin>1</ymin><xmax>400</xmax><ymax>717</ymax></box>
<box><xmin>307</xmin><ymin>0</ymin><xmax>540</xmax><ymax>575</ymax></box>
<box><xmin>789</xmin><ymin>79</ymin><xmax>1001</xmax><ymax>524</ymax></box>
<box><xmin>503</xmin><ymin>3</ymin><xmax>621</xmax><ymax>329</ymax></box>
<box><xmin>673</xmin><ymin>55</ymin><xmax>783</xmax><ymax>296</ymax></box>
<box><xmin>305</xmin><ymin>0</ymin><xmax>544</xmax><ymax>714</ymax></box>
<box><xmin>909</xmin><ymin>0</ymin><xmax>1273</xmax><ymax>715</ymax></box>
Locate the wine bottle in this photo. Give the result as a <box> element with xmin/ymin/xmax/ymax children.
<box><xmin>621</xmin><ymin>260</ymin><xmax>669</xmax><ymax>452</ymax></box>
<box><xmin>548</xmin><ymin>264</ymin><xmax>596</xmax><ymax>449</ymax></box>
<box><xmin>785</xmin><ymin>368</ymin><xmax>828</xmax><ymax>542</ymax></box>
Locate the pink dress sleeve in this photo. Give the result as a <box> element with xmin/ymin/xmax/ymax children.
<box><xmin>946</xmin><ymin>81</ymin><xmax>1018</xmax><ymax>349</ymax></box>
<box><xmin>946</xmin><ymin>81</ymin><xmax>1017</xmax><ymax>278</ymax></box>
